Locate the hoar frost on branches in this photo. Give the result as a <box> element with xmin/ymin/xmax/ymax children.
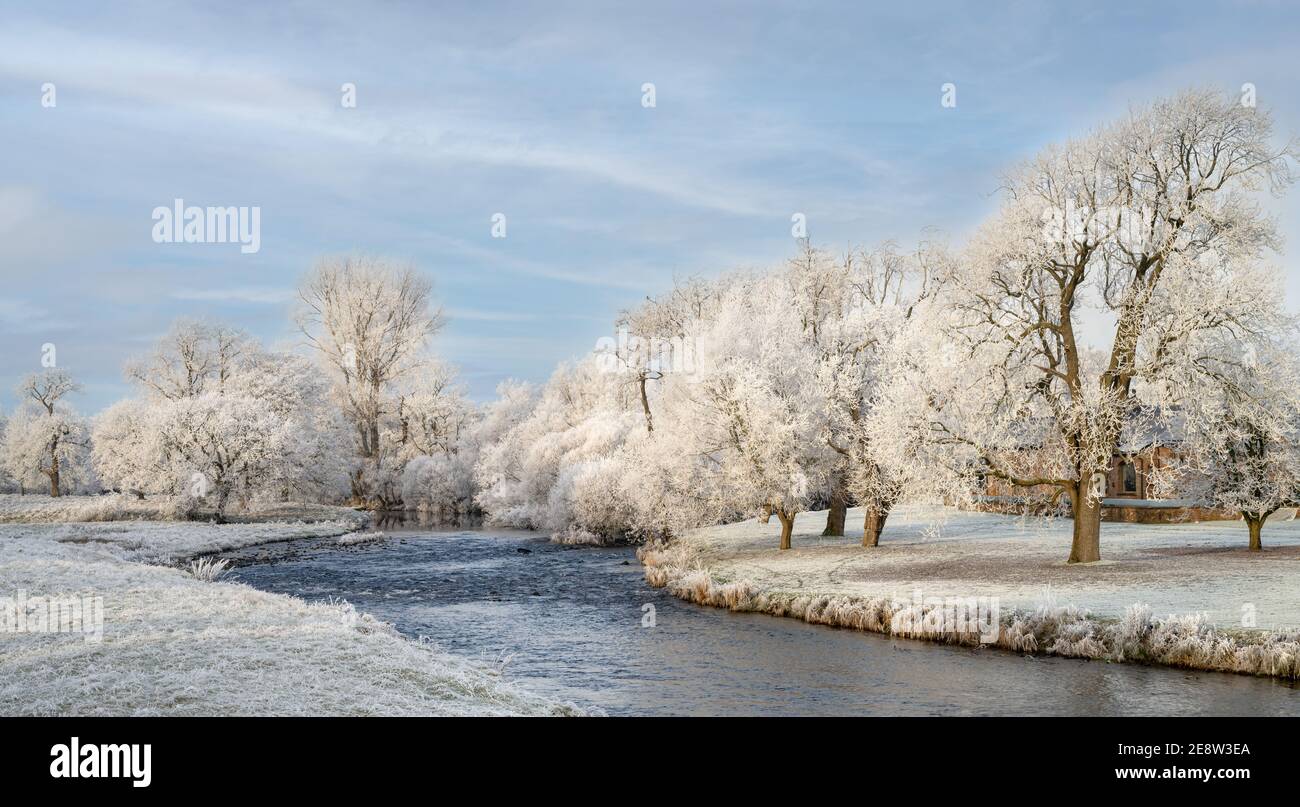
<box><xmin>15</xmin><ymin>88</ymin><xmax>1296</xmax><ymax>569</ymax></box>
<box><xmin>1155</xmin><ymin>328</ymin><xmax>1300</xmax><ymax>549</ymax></box>
<box><xmin>92</xmin><ymin>320</ymin><xmax>350</xmax><ymax>520</ymax></box>
<box><xmin>898</xmin><ymin>89</ymin><xmax>1296</xmax><ymax>563</ymax></box>
<box><xmin>0</xmin><ymin>370</ymin><xmax>92</xmax><ymax>497</ymax></box>
<box><xmin>474</xmin><ymin>358</ymin><xmax>642</xmax><ymax>541</ymax></box>
<box><xmin>296</xmin><ymin>255</ymin><xmax>445</xmax><ymax>507</ymax></box>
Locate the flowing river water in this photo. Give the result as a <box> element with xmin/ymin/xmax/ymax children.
<box><xmin>219</xmin><ymin>525</ymin><xmax>1300</xmax><ymax>716</ymax></box>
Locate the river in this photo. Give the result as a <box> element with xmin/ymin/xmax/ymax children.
<box><xmin>219</xmin><ymin>525</ymin><xmax>1300</xmax><ymax>716</ymax></box>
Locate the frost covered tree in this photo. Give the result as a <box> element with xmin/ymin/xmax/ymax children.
<box><xmin>384</xmin><ymin>361</ymin><xmax>478</xmax><ymax>512</ymax></box>
<box><xmin>654</xmin><ymin>242</ymin><xmax>935</xmax><ymax>550</ymax></box>
<box><xmin>474</xmin><ymin>357</ymin><xmax>642</xmax><ymax>541</ymax></box>
<box><xmin>125</xmin><ymin>319</ymin><xmax>250</xmax><ymax>400</ymax></box>
<box><xmin>609</xmin><ymin>277</ymin><xmax>722</xmax><ymax>435</ymax></box>
<box><xmin>1</xmin><ymin>409</ymin><xmax>92</xmax><ymax>497</ymax></box>
<box><xmin>151</xmin><ymin>393</ymin><xmax>294</xmax><ymax>521</ymax></box>
<box><xmin>103</xmin><ymin>321</ymin><xmax>253</xmax><ymax>501</ymax></box>
<box><xmin>221</xmin><ymin>349</ymin><xmax>352</xmax><ymax>504</ymax></box>
<box><xmin>296</xmin><ymin>256</ymin><xmax>444</xmax><ymax>504</ymax></box>
<box><xmin>0</xmin><ymin>411</ymin><xmax>10</xmax><ymax>492</ymax></box>
<box><xmin>816</xmin><ymin>241</ymin><xmax>944</xmax><ymax>544</ymax></box>
<box><xmin>778</xmin><ymin>242</ymin><xmax>854</xmax><ymax>536</ymax></box>
<box><xmin>933</xmin><ymin>89</ymin><xmax>1295</xmax><ymax>563</ymax></box>
<box><xmin>2</xmin><ymin>370</ymin><xmax>91</xmax><ymax>497</ymax></box>
<box><xmin>392</xmin><ymin>362</ymin><xmax>473</xmax><ymax>458</ymax></box>
<box><xmin>472</xmin><ymin>380</ymin><xmax>540</xmax><ymax>521</ymax></box>
<box><xmin>96</xmin><ymin>320</ymin><xmax>351</xmax><ymax>517</ymax></box>
<box><xmin>1158</xmin><ymin>330</ymin><xmax>1300</xmax><ymax>550</ymax></box>
<box><xmin>90</xmin><ymin>399</ymin><xmax>165</xmax><ymax>498</ymax></box>
<box><xmin>681</xmin><ymin>268</ymin><xmax>839</xmax><ymax>549</ymax></box>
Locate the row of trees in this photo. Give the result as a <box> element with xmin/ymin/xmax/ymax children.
<box><xmin>1</xmin><ymin>89</ymin><xmax>1295</xmax><ymax>562</ymax></box>
<box><xmin>0</xmin><ymin>258</ymin><xmax>481</xmax><ymax>522</ymax></box>
<box><xmin>473</xmin><ymin>89</ymin><xmax>1300</xmax><ymax>562</ymax></box>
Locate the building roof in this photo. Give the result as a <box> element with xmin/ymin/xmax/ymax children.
<box><xmin>1116</xmin><ymin>406</ymin><xmax>1186</xmax><ymax>454</ymax></box>
<box><xmin>987</xmin><ymin>405</ymin><xmax>1187</xmax><ymax>454</ymax></box>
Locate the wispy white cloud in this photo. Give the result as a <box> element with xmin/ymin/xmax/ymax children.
<box><xmin>445</xmin><ymin>307</ymin><xmax>538</xmax><ymax>322</ymax></box>
<box><xmin>0</xmin><ymin>299</ymin><xmax>71</xmax><ymax>332</ymax></box>
<box><xmin>169</xmin><ymin>287</ymin><xmax>296</xmax><ymax>304</ymax></box>
<box><xmin>0</xmin><ymin>23</ymin><xmax>783</xmax><ymax>218</ymax></box>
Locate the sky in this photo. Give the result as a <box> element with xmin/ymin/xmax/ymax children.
<box><xmin>1</xmin><ymin>0</ymin><xmax>1299</xmax><ymax>414</ymax></box>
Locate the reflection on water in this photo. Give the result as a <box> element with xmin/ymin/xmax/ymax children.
<box><xmin>220</xmin><ymin>526</ymin><xmax>1300</xmax><ymax>716</ymax></box>
<box><xmin>370</xmin><ymin>510</ymin><xmax>484</xmax><ymax>530</ymax></box>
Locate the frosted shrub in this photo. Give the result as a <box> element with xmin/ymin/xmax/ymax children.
<box><xmin>475</xmin><ymin>358</ymin><xmax>641</xmax><ymax>539</ymax></box>
<box><xmin>339</xmin><ymin>531</ymin><xmax>385</xmax><ymax>546</ymax></box>
<box><xmin>1111</xmin><ymin>604</ymin><xmax>1156</xmax><ymax>661</ymax></box>
<box><xmin>554</xmin><ymin>457</ymin><xmax>638</xmax><ymax>542</ymax></box>
<box><xmin>1145</xmin><ymin>613</ymin><xmax>1220</xmax><ymax>668</ymax></box>
<box><xmin>401</xmin><ymin>454</ymin><xmax>475</xmax><ymax>515</ymax></box>
<box><xmin>550</xmin><ymin>526</ymin><xmax>608</xmax><ymax>546</ymax></box>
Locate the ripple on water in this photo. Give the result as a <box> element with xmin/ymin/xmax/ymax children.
<box><xmin>221</xmin><ymin>529</ymin><xmax>1300</xmax><ymax>716</ymax></box>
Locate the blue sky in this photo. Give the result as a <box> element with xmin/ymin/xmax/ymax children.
<box><xmin>2</xmin><ymin>1</ymin><xmax>1298</xmax><ymax>414</ymax></box>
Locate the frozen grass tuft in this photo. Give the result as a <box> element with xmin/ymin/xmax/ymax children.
<box><xmin>339</xmin><ymin>531</ymin><xmax>385</xmax><ymax>546</ymax></box>
<box><xmin>186</xmin><ymin>557</ymin><xmax>231</xmax><ymax>581</ymax></box>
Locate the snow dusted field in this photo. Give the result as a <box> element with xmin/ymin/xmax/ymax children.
<box><xmin>0</xmin><ymin>495</ymin><xmax>578</xmax><ymax>716</ymax></box>
<box><xmin>643</xmin><ymin>505</ymin><xmax>1300</xmax><ymax>679</ymax></box>
<box><xmin>0</xmin><ymin>492</ymin><xmax>172</xmax><ymax>524</ymax></box>
<box><xmin>679</xmin><ymin>505</ymin><xmax>1300</xmax><ymax>627</ymax></box>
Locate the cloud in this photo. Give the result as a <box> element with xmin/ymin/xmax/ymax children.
<box><xmin>444</xmin><ymin>308</ymin><xmax>539</xmax><ymax>323</ymax></box>
<box><xmin>0</xmin><ymin>298</ymin><xmax>71</xmax><ymax>332</ymax></box>
<box><xmin>169</xmin><ymin>287</ymin><xmax>296</xmax><ymax>304</ymax></box>
<box><xmin>0</xmin><ymin>23</ymin><xmax>781</xmax><ymax>219</ymax></box>
<box><xmin>420</xmin><ymin>233</ymin><xmax>652</xmax><ymax>291</ymax></box>
<box><xmin>0</xmin><ymin>186</ymin><xmax>124</xmax><ymax>270</ymax></box>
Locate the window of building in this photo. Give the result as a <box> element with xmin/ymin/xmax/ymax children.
<box><xmin>1121</xmin><ymin>462</ymin><xmax>1138</xmax><ymax>494</ymax></box>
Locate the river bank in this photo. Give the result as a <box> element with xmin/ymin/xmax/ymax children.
<box><xmin>0</xmin><ymin>494</ymin><xmax>578</xmax><ymax>716</ymax></box>
<box><xmin>642</xmin><ymin>505</ymin><xmax>1300</xmax><ymax>680</ymax></box>
<box><xmin>222</xmin><ymin>524</ymin><xmax>1300</xmax><ymax>715</ymax></box>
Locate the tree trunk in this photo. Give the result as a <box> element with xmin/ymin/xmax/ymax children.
<box><xmin>349</xmin><ymin>468</ymin><xmax>367</xmax><ymax>504</ymax></box>
<box><xmin>760</xmin><ymin>505</ymin><xmax>772</xmax><ymax>524</ymax></box>
<box><xmin>1068</xmin><ymin>485</ymin><xmax>1102</xmax><ymax>564</ymax></box>
<box><xmin>48</xmin><ymin>453</ymin><xmax>61</xmax><ymax>497</ymax></box>
<box><xmin>863</xmin><ymin>504</ymin><xmax>890</xmax><ymax>547</ymax></box>
<box><xmin>775</xmin><ymin>508</ymin><xmax>795</xmax><ymax>551</ymax></box>
<box><xmin>1246</xmin><ymin>516</ymin><xmax>1263</xmax><ymax>551</ymax></box>
<box><xmin>214</xmin><ymin>487</ymin><xmax>231</xmax><ymax>525</ymax></box>
<box><xmin>822</xmin><ymin>489</ymin><xmax>846</xmax><ymax>537</ymax></box>
<box><xmin>639</xmin><ymin>375</ymin><xmax>653</xmax><ymax>434</ymax></box>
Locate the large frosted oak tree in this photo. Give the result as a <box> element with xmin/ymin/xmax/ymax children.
<box><xmin>944</xmin><ymin>90</ymin><xmax>1294</xmax><ymax>563</ymax></box>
